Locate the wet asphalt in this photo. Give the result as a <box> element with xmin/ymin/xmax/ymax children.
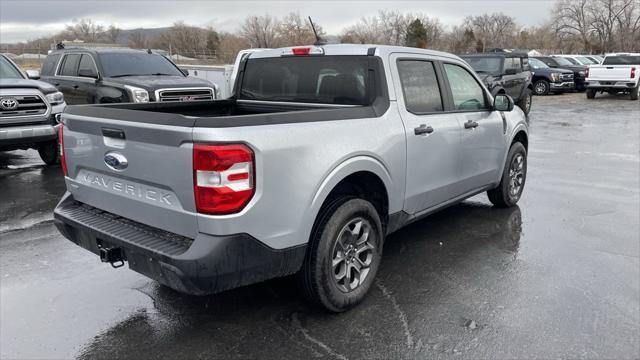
<box><xmin>1</xmin><ymin>92</ymin><xmax>639</xmax><ymax>360</ymax></box>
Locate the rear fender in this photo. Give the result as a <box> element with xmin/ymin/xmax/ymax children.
<box><xmin>303</xmin><ymin>155</ymin><xmax>396</xmax><ymax>240</ymax></box>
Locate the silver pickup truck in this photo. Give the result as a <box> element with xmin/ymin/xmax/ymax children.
<box><xmin>1</xmin><ymin>54</ymin><xmax>66</xmax><ymax>164</ymax></box>
<box><xmin>54</xmin><ymin>45</ymin><xmax>529</xmax><ymax>312</ymax></box>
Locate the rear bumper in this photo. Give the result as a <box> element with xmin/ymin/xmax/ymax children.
<box><xmin>585</xmin><ymin>80</ymin><xmax>638</xmax><ymax>89</ymax></box>
<box><xmin>53</xmin><ymin>193</ymin><xmax>307</xmax><ymax>295</ymax></box>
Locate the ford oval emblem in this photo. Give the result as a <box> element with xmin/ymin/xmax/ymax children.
<box><xmin>104</xmin><ymin>152</ymin><xmax>128</xmax><ymax>171</ymax></box>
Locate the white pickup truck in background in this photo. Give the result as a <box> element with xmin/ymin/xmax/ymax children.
<box><xmin>585</xmin><ymin>53</ymin><xmax>640</xmax><ymax>100</ymax></box>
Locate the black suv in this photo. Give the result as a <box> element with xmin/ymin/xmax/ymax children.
<box><xmin>527</xmin><ymin>58</ymin><xmax>575</xmax><ymax>95</ymax></box>
<box><xmin>40</xmin><ymin>48</ymin><xmax>218</xmax><ymax>105</ymax></box>
<box><xmin>460</xmin><ymin>52</ymin><xmax>533</xmax><ymax>115</ymax></box>
<box><xmin>531</xmin><ymin>56</ymin><xmax>588</xmax><ymax>91</ymax></box>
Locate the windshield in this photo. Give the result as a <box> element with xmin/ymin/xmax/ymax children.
<box><xmin>0</xmin><ymin>56</ymin><xmax>25</xmax><ymax>79</ymax></box>
<box><xmin>551</xmin><ymin>57</ymin><xmax>573</xmax><ymax>66</ymax></box>
<box><xmin>603</xmin><ymin>56</ymin><xmax>640</xmax><ymax>65</ymax></box>
<box><xmin>240</xmin><ymin>56</ymin><xmax>369</xmax><ymax>105</ymax></box>
<box><xmin>99</xmin><ymin>52</ymin><xmax>183</xmax><ymax>77</ymax></box>
<box><xmin>461</xmin><ymin>57</ymin><xmax>503</xmax><ymax>75</ymax></box>
<box><xmin>528</xmin><ymin>58</ymin><xmax>549</xmax><ymax>69</ymax></box>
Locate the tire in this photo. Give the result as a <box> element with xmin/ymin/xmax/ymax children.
<box><xmin>516</xmin><ymin>89</ymin><xmax>532</xmax><ymax>115</ymax></box>
<box><xmin>631</xmin><ymin>84</ymin><xmax>639</xmax><ymax>100</ymax></box>
<box><xmin>533</xmin><ymin>80</ymin><xmax>550</xmax><ymax>96</ymax></box>
<box><xmin>487</xmin><ymin>142</ymin><xmax>527</xmax><ymax>208</ymax></box>
<box><xmin>38</xmin><ymin>140</ymin><xmax>60</xmax><ymax>165</ymax></box>
<box><xmin>300</xmin><ymin>197</ymin><xmax>384</xmax><ymax>312</ymax></box>
<box><xmin>586</xmin><ymin>88</ymin><xmax>596</xmax><ymax>99</ymax></box>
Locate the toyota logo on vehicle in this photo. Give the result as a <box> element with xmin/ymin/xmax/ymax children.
<box><xmin>0</xmin><ymin>97</ymin><xmax>19</xmax><ymax>111</ymax></box>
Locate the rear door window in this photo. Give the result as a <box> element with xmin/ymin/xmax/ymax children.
<box><xmin>443</xmin><ymin>63</ymin><xmax>488</xmax><ymax>111</ymax></box>
<box><xmin>78</xmin><ymin>54</ymin><xmax>98</xmax><ymax>76</ymax></box>
<box><xmin>59</xmin><ymin>54</ymin><xmax>81</xmax><ymax>77</ymax></box>
<box><xmin>397</xmin><ymin>60</ymin><xmax>443</xmax><ymax>113</ymax></box>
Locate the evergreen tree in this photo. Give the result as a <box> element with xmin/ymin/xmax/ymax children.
<box><xmin>405</xmin><ymin>19</ymin><xmax>428</xmax><ymax>48</ymax></box>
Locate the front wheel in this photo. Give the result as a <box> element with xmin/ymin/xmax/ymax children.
<box><xmin>300</xmin><ymin>198</ymin><xmax>383</xmax><ymax>312</ymax></box>
<box><xmin>37</xmin><ymin>140</ymin><xmax>60</xmax><ymax>165</ymax></box>
<box><xmin>487</xmin><ymin>142</ymin><xmax>527</xmax><ymax>208</ymax></box>
<box><xmin>516</xmin><ymin>89</ymin><xmax>532</xmax><ymax>115</ymax></box>
<box><xmin>533</xmin><ymin>80</ymin><xmax>550</xmax><ymax>96</ymax></box>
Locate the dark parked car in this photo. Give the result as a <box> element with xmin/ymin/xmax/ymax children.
<box><xmin>461</xmin><ymin>52</ymin><xmax>533</xmax><ymax>115</ymax></box>
<box><xmin>527</xmin><ymin>58</ymin><xmax>575</xmax><ymax>95</ymax></box>
<box><xmin>531</xmin><ymin>56</ymin><xmax>588</xmax><ymax>91</ymax></box>
<box><xmin>40</xmin><ymin>47</ymin><xmax>218</xmax><ymax>105</ymax></box>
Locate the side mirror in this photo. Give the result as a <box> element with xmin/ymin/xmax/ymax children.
<box><xmin>25</xmin><ymin>69</ymin><xmax>40</xmax><ymax>80</ymax></box>
<box><xmin>180</xmin><ymin>68</ymin><xmax>190</xmax><ymax>77</ymax></box>
<box><xmin>78</xmin><ymin>68</ymin><xmax>99</xmax><ymax>79</ymax></box>
<box><xmin>505</xmin><ymin>68</ymin><xmax>518</xmax><ymax>75</ymax></box>
<box><xmin>494</xmin><ymin>94</ymin><xmax>514</xmax><ymax>112</ymax></box>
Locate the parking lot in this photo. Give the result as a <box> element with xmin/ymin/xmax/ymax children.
<box><xmin>0</xmin><ymin>92</ymin><xmax>638</xmax><ymax>359</ymax></box>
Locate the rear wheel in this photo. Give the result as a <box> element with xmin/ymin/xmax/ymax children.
<box><xmin>487</xmin><ymin>142</ymin><xmax>527</xmax><ymax>208</ymax></box>
<box><xmin>516</xmin><ymin>89</ymin><xmax>532</xmax><ymax>115</ymax></box>
<box><xmin>300</xmin><ymin>198</ymin><xmax>383</xmax><ymax>312</ymax></box>
<box><xmin>586</xmin><ymin>88</ymin><xmax>597</xmax><ymax>99</ymax></box>
<box><xmin>37</xmin><ymin>140</ymin><xmax>59</xmax><ymax>165</ymax></box>
<box><xmin>533</xmin><ymin>80</ymin><xmax>550</xmax><ymax>96</ymax></box>
<box><xmin>631</xmin><ymin>84</ymin><xmax>639</xmax><ymax>100</ymax></box>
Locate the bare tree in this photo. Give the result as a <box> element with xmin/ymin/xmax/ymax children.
<box><xmin>217</xmin><ymin>33</ymin><xmax>251</xmax><ymax>63</ymax></box>
<box><xmin>465</xmin><ymin>13</ymin><xmax>517</xmax><ymax>51</ymax></box>
<box><xmin>277</xmin><ymin>12</ymin><xmax>323</xmax><ymax>46</ymax></box>
<box><xmin>105</xmin><ymin>25</ymin><xmax>121</xmax><ymax>44</ymax></box>
<box><xmin>128</xmin><ymin>30</ymin><xmax>147</xmax><ymax>49</ymax></box>
<box><xmin>442</xmin><ymin>25</ymin><xmax>476</xmax><ymax>53</ymax></box>
<box><xmin>64</xmin><ymin>18</ymin><xmax>105</xmax><ymax>42</ymax></box>
<box><xmin>241</xmin><ymin>15</ymin><xmax>280</xmax><ymax>48</ymax></box>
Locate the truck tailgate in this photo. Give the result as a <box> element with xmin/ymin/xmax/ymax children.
<box><xmin>588</xmin><ymin>66</ymin><xmax>632</xmax><ymax>80</ymax></box>
<box><xmin>62</xmin><ymin>112</ymin><xmax>198</xmax><ymax>239</ymax></box>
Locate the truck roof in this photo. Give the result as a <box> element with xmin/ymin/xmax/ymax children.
<box><xmin>246</xmin><ymin>44</ymin><xmax>463</xmax><ymax>62</ymax></box>
<box><xmin>48</xmin><ymin>47</ymin><xmax>153</xmax><ymax>56</ymax></box>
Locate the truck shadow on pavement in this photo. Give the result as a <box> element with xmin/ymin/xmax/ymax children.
<box><xmin>77</xmin><ymin>201</ymin><xmax>523</xmax><ymax>360</ymax></box>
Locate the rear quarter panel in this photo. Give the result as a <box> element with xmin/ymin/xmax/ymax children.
<box><xmin>192</xmin><ymin>103</ymin><xmax>407</xmax><ymax>250</ymax></box>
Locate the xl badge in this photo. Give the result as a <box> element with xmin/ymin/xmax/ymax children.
<box><xmin>104</xmin><ymin>152</ymin><xmax>128</xmax><ymax>171</ymax></box>
<box><xmin>0</xmin><ymin>97</ymin><xmax>19</xmax><ymax>111</ymax></box>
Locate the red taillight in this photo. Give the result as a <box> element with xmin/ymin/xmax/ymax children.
<box><xmin>292</xmin><ymin>47</ymin><xmax>312</xmax><ymax>56</ymax></box>
<box><xmin>58</xmin><ymin>125</ymin><xmax>68</xmax><ymax>176</ymax></box>
<box><xmin>631</xmin><ymin>67</ymin><xmax>636</xmax><ymax>79</ymax></box>
<box><xmin>193</xmin><ymin>144</ymin><xmax>255</xmax><ymax>215</ymax></box>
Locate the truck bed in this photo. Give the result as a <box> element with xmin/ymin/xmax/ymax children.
<box><xmin>64</xmin><ymin>97</ymin><xmax>387</xmax><ymax>128</ymax></box>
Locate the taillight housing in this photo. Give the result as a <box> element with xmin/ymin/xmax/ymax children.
<box><xmin>193</xmin><ymin>144</ymin><xmax>255</xmax><ymax>215</ymax></box>
<box><xmin>631</xmin><ymin>67</ymin><xmax>636</xmax><ymax>79</ymax></box>
<box><xmin>585</xmin><ymin>67</ymin><xmax>589</xmax><ymax>78</ymax></box>
<box><xmin>58</xmin><ymin>125</ymin><xmax>68</xmax><ymax>176</ymax></box>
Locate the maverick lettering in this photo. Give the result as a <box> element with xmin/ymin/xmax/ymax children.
<box><xmin>83</xmin><ymin>173</ymin><xmax>173</xmax><ymax>206</ymax></box>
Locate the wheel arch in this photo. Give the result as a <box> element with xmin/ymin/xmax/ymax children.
<box><xmin>306</xmin><ymin>156</ymin><xmax>393</xmax><ymax>239</ymax></box>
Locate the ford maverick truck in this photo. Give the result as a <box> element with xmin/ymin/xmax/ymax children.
<box><xmin>54</xmin><ymin>45</ymin><xmax>529</xmax><ymax>312</ymax></box>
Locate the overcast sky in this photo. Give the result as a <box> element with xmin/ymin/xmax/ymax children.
<box><xmin>0</xmin><ymin>0</ymin><xmax>555</xmax><ymax>43</ymax></box>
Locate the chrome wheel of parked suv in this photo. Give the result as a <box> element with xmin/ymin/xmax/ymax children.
<box><xmin>301</xmin><ymin>197</ymin><xmax>383</xmax><ymax>312</ymax></box>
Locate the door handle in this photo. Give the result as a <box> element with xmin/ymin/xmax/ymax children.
<box><xmin>464</xmin><ymin>120</ymin><xmax>479</xmax><ymax>129</ymax></box>
<box><xmin>414</xmin><ymin>124</ymin><xmax>434</xmax><ymax>136</ymax></box>
<box><xmin>73</xmin><ymin>85</ymin><xmax>79</xmax><ymax>89</ymax></box>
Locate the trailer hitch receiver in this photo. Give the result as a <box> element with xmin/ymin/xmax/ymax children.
<box><xmin>99</xmin><ymin>247</ymin><xmax>125</xmax><ymax>268</ymax></box>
